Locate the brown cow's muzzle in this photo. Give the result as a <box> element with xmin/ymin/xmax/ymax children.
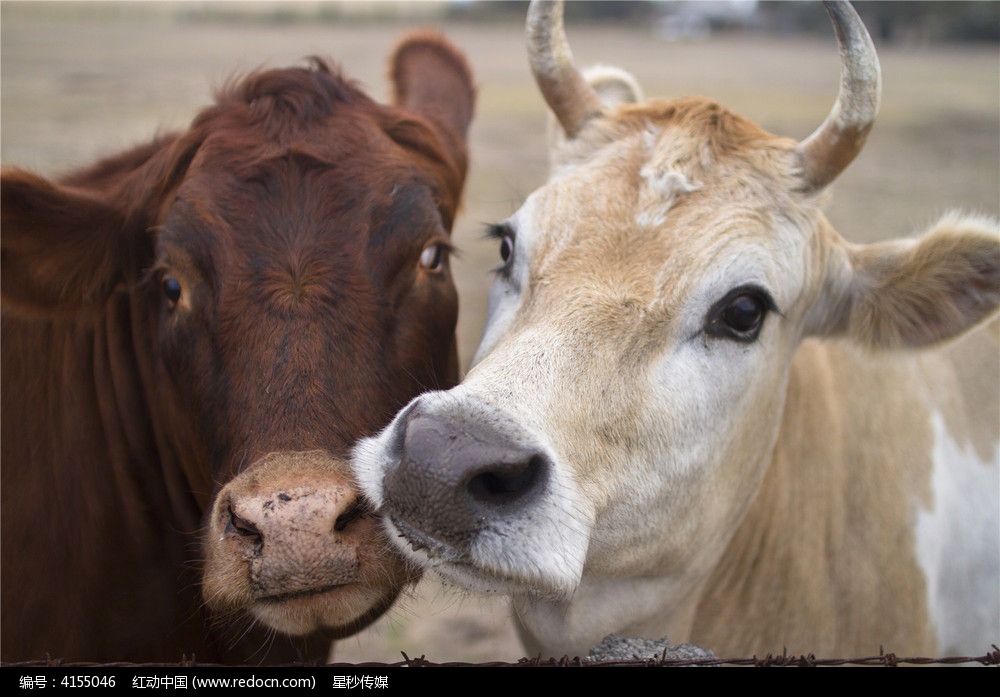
<box><xmin>202</xmin><ymin>450</ymin><xmax>417</xmax><ymax>638</ymax></box>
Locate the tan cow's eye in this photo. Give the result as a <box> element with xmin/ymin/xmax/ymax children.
<box><xmin>723</xmin><ymin>295</ymin><xmax>765</xmax><ymax>334</ymax></box>
<box><xmin>705</xmin><ymin>285</ymin><xmax>777</xmax><ymax>343</ymax></box>
<box><xmin>499</xmin><ymin>234</ymin><xmax>513</xmax><ymax>264</ymax></box>
<box><xmin>419</xmin><ymin>243</ymin><xmax>447</xmax><ymax>272</ymax></box>
<box><xmin>487</xmin><ymin>222</ymin><xmax>516</xmax><ymax>275</ymax></box>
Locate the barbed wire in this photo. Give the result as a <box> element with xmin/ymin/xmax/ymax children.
<box><xmin>5</xmin><ymin>644</ymin><xmax>998</xmax><ymax>668</ymax></box>
<box><xmin>390</xmin><ymin>645</ymin><xmax>1000</xmax><ymax>666</ymax></box>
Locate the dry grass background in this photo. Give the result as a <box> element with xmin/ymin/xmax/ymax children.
<box><xmin>2</xmin><ymin>1</ymin><xmax>997</xmax><ymax>664</ymax></box>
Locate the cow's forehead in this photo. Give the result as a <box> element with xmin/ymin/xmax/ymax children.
<box><xmin>192</xmin><ymin>112</ymin><xmax>422</xmax><ymax>184</ymax></box>
<box><xmin>550</xmin><ymin>97</ymin><xmax>802</xmax><ymax>187</ymax></box>
<box><xmin>517</xmin><ymin>103</ymin><xmax>818</xmax><ymax>316</ymax></box>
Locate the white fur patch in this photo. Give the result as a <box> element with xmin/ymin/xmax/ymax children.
<box><xmin>914</xmin><ymin>411</ymin><xmax>1000</xmax><ymax>654</ymax></box>
<box><xmin>641</xmin><ymin>165</ymin><xmax>703</xmax><ymax>198</ymax></box>
<box><xmin>636</xmin><ymin>164</ymin><xmax>702</xmax><ymax>229</ymax></box>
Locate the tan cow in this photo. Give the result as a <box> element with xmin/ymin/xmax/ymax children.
<box><xmin>353</xmin><ymin>0</ymin><xmax>999</xmax><ymax>658</ymax></box>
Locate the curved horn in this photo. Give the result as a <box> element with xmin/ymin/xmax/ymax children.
<box><xmin>526</xmin><ymin>0</ymin><xmax>605</xmax><ymax>139</ymax></box>
<box><xmin>798</xmin><ymin>1</ymin><xmax>882</xmax><ymax>191</ymax></box>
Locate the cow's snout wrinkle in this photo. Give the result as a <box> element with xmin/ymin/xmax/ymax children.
<box><xmin>334</xmin><ymin>497</ymin><xmax>372</xmax><ymax>532</ymax></box>
<box><xmin>225</xmin><ymin>502</ymin><xmax>264</xmax><ymax>557</ymax></box>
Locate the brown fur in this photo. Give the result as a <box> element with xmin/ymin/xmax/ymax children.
<box><xmin>1</xmin><ymin>34</ymin><xmax>474</xmax><ymax>663</ymax></box>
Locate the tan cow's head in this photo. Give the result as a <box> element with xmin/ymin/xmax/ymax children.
<box><xmin>353</xmin><ymin>0</ymin><xmax>999</xmax><ymax>656</ymax></box>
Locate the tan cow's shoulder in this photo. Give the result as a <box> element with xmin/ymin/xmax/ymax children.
<box><xmin>692</xmin><ymin>329</ymin><xmax>997</xmax><ymax>656</ymax></box>
<box><xmin>935</xmin><ymin>317</ymin><xmax>1000</xmax><ymax>462</ymax></box>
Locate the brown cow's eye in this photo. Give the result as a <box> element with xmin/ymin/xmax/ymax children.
<box><xmin>419</xmin><ymin>243</ymin><xmax>447</xmax><ymax>272</ymax></box>
<box><xmin>705</xmin><ymin>285</ymin><xmax>776</xmax><ymax>343</ymax></box>
<box><xmin>163</xmin><ymin>276</ymin><xmax>182</xmax><ymax>308</ymax></box>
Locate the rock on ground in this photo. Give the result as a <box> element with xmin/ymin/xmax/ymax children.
<box><xmin>586</xmin><ymin>635</ymin><xmax>717</xmax><ymax>664</ymax></box>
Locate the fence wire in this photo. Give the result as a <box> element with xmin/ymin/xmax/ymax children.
<box><xmin>5</xmin><ymin>645</ymin><xmax>999</xmax><ymax>668</ymax></box>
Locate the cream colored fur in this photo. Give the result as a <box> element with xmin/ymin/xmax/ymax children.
<box><xmin>353</xmin><ymin>60</ymin><xmax>999</xmax><ymax>660</ymax></box>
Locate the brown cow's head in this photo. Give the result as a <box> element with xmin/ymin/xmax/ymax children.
<box><xmin>1</xmin><ymin>33</ymin><xmax>474</xmax><ymax>646</ymax></box>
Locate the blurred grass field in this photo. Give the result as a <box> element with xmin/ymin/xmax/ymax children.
<box><xmin>2</xmin><ymin>1</ymin><xmax>997</xmax><ymax>663</ymax></box>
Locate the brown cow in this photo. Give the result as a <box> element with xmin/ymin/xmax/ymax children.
<box><xmin>1</xmin><ymin>32</ymin><xmax>474</xmax><ymax>663</ymax></box>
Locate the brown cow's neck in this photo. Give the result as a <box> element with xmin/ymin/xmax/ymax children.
<box><xmin>1</xmin><ymin>301</ymin><xmax>317</xmax><ymax>662</ymax></box>
<box><xmin>2</xmin><ymin>309</ymin><xmax>189</xmax><ymax>660</ymax></box>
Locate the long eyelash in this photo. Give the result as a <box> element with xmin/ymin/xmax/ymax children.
<box><xmin>435</xmin><ymin>239</ymin><xmax>461</xmax><ymax>260</ymax></box>
<box><xmin>715</xmin><ymin>284</ymin><xmax>780</xmax><ymax>316</ymax></box>
<box><xmin>759</xmin><ymin>289</ymin><xmax>783</xmax><ymax>318</ymax></box>
<box><xmin>484</xmin><ymin>222</ymin><xmax>514</xmax><ymax>241</ymax></box>
<box><xmin>138</xmin><ymin>260</ymin><xmax>169</xmax><ymax>291</ymax></box>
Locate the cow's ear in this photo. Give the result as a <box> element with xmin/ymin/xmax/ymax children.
<box><xmin>582</xmin><ymin>65</ymin><xmax>643</xmax><ymax>110</ymax></box>
<box><xmin>547</xmin><ymin>66</ymin><xmax>642</xmax><ymax>171</ymax></box>
<box><xmin>389</xmin><ymin>31</ymin><xmax>476</xmax><ymax>155</ymax></box>
<box><xmin>1</xmin><ymin>167</ymin><xmax>129</xmax><ymax>316</ymax></box>
<box><xmin>2</xmin><ymin>134</ymin><xmax>201</xmax><ymax>317</ymax></box>
<box><xmin>808</xmin><ymin>213</ymin><xmax>1000</xmax><ymax>348</ymax></box>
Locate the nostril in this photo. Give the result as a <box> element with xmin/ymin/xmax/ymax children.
<box><xmin>333</xmin><ymin>498</ymin><xmax>372</xmax><ymax>533</ymax></box>
<box><xmin>467</xmin><ymin>455</ymin><xmax>544</xmax><ymax>505</ymax></box>
<box><xmin>226</xmin><ymin>504</ymin><xmax>263</xmax><ymax>552</ymax></box>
